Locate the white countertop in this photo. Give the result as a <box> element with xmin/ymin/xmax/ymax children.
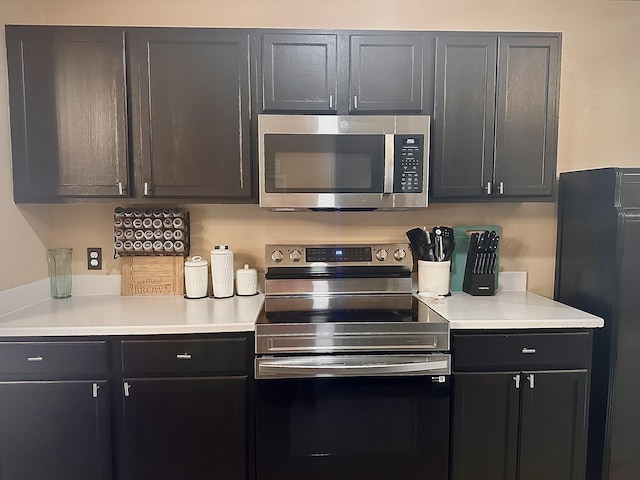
<box><xmin>0</xmin><ymin>283</ymin><xmax>603</xmax><ymax>337</ymax></box>
<box><xmin>0</xmin><ymin>294</ymin><xmax>264</xmax><ymax>337</ymax></box>
<box><xmin>418</xmin><ymin>290</ymin><xmax>604</xmax><ymax>329</ymax></box>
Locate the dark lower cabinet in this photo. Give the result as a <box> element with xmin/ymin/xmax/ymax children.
<box><xmin>122</xmin><ymin>377</ymin><xmax>247</xmax><ymax>480</ymax></box>
<box><xmin>451</xmin><ymin>331</ymin><xmax>591</xmax><ymax>480</ymax></box>
<box><xmin>452</xmin><ymin>370</ymin><xmax>588</xmax><ymax>480</ymax></box>
<box><xmin>0</xmin><ymin>380</ymin><xmax>111</xmax><ymax>480</ymax></box>
<box><xmin>117</xmin><ymin>333</ymin><xmax>252</xmax><ymax>480</ymax></box>
<box><xmin>451</xmin><ymin>373</ymin><xmax>519</xmax><ymax>480</ymax></box>
<box><xmin>0</xmin><ymin>340</ymin><xmax>111</xmax><ymax>480</ymax></box>
<box><xmin>432</xmin><ymin>33</ymin><xmax>560</xmax><ymax>201</ymax></box>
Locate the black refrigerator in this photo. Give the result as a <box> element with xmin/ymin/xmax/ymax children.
<box><xmin>555</xmin><ymin>167</ymin><xmax>640</xmax><ymax>480</ymax></box>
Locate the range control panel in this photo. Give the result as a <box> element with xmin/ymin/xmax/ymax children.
<box><xmin>265</xmin><ymin>243</ymin><xmax>413</xmax><ymax>268</ymax></box>
<box><xmin>394</xmin><ymin>134</ymin><xmax>424</xmax><ymax>193</ymax></box>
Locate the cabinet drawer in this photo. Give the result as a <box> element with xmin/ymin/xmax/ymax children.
<box><xmin>453</xmin><ymin>331</ymin><xmax>592</xmax><ymax>371</ymax></box>
<box><xmin>0</xmin><ymin>341</ymin><xmax>107</xmax><ymax>377</ymax></box>
<box><xmin>121</xmin><ymin>337</ymin><xmax>249</xmax><ymax>376</ymax></box>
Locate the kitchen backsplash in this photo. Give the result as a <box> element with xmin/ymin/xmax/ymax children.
<box><xmin>42</xmin><ymin>201</ymin><xmax>555</xmax><ymax>296</ymax></box>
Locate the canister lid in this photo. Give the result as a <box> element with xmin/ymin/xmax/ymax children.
<box><xmin>210</xmin><ymin>245</ymin><xmax>232</xmax><ymax>255</ymax></box>
<box><xmin>236</xmin><ymin>264</ymin><xmax>257</xmax><ymax>276</ymax></box>
<box><xmin>185</xmin><ymin>255</ymin><xmax>208</xmax><ymax>267</ymax></box>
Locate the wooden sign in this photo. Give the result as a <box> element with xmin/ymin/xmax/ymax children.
<box><xmin>121</xmin><ymin>256</ymin><xmax>184</xmax><ymax>296</ymax></box>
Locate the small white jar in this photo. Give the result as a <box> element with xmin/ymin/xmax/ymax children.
<box><xmin>236</xmin><ymin>264</ymin><xmax>258</xmax><ymax>296</ymax></box>
<box><xmin>184</xmin><ymin>256</ymin><xmax>209</xmax><ymax>299</ymax></box>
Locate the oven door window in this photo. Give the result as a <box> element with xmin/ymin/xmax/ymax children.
<box><xmin>256</xmin><ymin>376</ymin><xmax>450</xmax><ymax>480</ymax></box>
<box><xmin>264</xmin><ymin>134</ymin><xmax>385</xmax><ymax>193</ymax></box>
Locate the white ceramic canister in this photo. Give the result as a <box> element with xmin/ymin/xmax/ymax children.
<box><xmin>210</xmin><ymin>245</ymin><xmax>234</xmax><ymax>298</ymax></box>
<box><xmin>184</xmin><ymin>256</ymin><xmax>209</xmax><ymax>299</ymax></box>
<box><xmin>236</xmin><ymin>264</ymin><xmax>258</xmax><ymax>296</ymax></box>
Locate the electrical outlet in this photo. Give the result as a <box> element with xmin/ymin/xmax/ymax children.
<box><xmin>87</xmin><ymin>247</ymin><xmax>102</xmax><ymax>270</ymax></box>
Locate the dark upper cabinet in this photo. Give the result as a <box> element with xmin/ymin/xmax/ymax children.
<box><xmin>261</xmin><ymin>33</ymin><xmax>338</xmax><ymax>112</ymax></box>
<box><xmin>6</xmin><ymin>26</ymin><xmax>254</xmax><ymax>203</ymax></box>
<box><xmin>258</xmin><ymin>31</ymin><xmax>432</xmax><ymax>114</ymax></box>
<box><xmin>349</xmin><ymin>34</ymin><xmax>424</xmax><ymax>112</ymax></box>
<box><xmin>431</xmin><ymin>33</ymin><xmax>560</xmax><ymax>201</ymax></box>
<box><xmin>6</xmin><ymin>26</ymin><xmax>129</xmax><ymax>202</ymax></box>
<box><xmin>130</xmin><ymin>28</ymin><xmax>253</xmax><ymax>200</ymax></box>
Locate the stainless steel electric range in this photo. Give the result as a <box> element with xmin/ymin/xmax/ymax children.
<box><xmin>255</xmin><ymin>243</ymin><xmax>451</xmax><ymax>480</ymax></box>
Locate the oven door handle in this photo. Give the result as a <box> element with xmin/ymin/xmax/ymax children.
<box><xmin>256</xmin><ymin>355</ymin><xmax>450</xmax><ymax>379</ymax></box>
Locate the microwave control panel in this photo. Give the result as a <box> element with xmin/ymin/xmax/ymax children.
<box><xmin>394</xmin><ymin>135</ymin><xmax>424</xmax><ymax>193</ymax></box>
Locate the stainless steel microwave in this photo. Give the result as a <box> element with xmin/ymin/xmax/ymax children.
<box><xmin>258</xmin><ymin>114</ymin><xmax>430</xmax><ymax>211</ymax></box>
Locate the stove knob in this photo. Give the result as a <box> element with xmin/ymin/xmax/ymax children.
<box><xmin>376</xmin><ymin>249</ymin><xmax>388</xmax><ymax>261</ymax></box>
<box><xmin>394</xmin><ymin>248</ymin><xmax>407</xmax><ymax>261</ymax></box>
<box><xmin>271</xmin><ymin>250</ymin><xmax>284</xmax><ymax>263</ymax></box>
<box><xmin>290</xmin><ymin>249</ymin><xmax>302</xmax><ymax>262</ymax></box>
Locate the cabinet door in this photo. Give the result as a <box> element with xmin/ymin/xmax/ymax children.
<box><xmin>519</xmin><ymin>370</ymin><xmax>588</xmax><ymax>480</ymax></box>
<box><xmin>122</xmin><ymin>377</ymin><xmax>247</xmax><ymax>480</ymax></box>
<box><xmin>349</xmin><ymin>34</ymin><xmax>424</xmax><ymax>112</ymax></box>
<box><xmin>0</xmin><ymin>380</ymin><xmax>111</xmax><ymax>480</ymax></box>
<box><xmin>132</xmin><ymin>28</ymin><xmax>252</xmax><ymax>199</ymax></box>
<box><xmin>494</xmin><ymin>36</ymin><xmax>560</xmax><ymax>198</ymax></box>
<box><xmin>261</xmin><ymin>33</ymin><xmax>337</xmax><ymax>112</ymax></box>
<box><xmin>432</xmin><ymin>35</ymin><xmax>497</xmax><ymax>199</ymax></box>
<box><xmin>6</xmin><ymin>26</ymin><xmax>129</xmax><ymax>202</ymax></box>
<box><xmin>451</xmin><ymin>372</ymin><xmax>520</xmax><ymax>480</ymax></box>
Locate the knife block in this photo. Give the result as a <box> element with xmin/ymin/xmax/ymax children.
<box><xmin>462</xmin><ymin>252</ymin><xmax>496</xmax><ymax>296</ymax></box>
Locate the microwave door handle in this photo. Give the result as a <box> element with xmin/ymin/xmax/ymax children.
<box><xmin>384</xmin><ymin>134</ymin><xmax>395</xmax><ymax>194</ymax></box>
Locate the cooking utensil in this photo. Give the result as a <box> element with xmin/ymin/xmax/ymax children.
<box><xmin>406</xmin><ymin>227</ymin><xmax>433</xmax><ymax>262</ymax></box>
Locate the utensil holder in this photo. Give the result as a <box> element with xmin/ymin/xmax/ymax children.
<box><xmin>418</xmin><ymin>260</ymin><xmax>451</xmax><ymax>296</ymax></box>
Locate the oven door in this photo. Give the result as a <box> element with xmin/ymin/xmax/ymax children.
<box><xmin>256</xmin><ymin>373</ymin><xmax>450</xmax><ymax>480</ymax></box>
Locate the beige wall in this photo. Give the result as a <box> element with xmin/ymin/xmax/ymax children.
<box><xmin>1</xmin><ymin>0</ymin><xmax>639</xmax><ymax>296</ymax></box>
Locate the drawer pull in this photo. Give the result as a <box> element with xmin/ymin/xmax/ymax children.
<box><xmin>27</xmin><ymin>356</ymin><xmax>43</xmax><ymax>362</ymax></box>
<box><xmin>176</xmin><ymin>353</ymin><xmax>192</xmax><ymax>360</ymax></box>
<box><xmin>521</xmin><ymin>348</ymin><xmax>536</xmax><ymax>354</ymax></box>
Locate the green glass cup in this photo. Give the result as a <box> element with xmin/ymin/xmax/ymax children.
<box><xmin>47</xmin><ymin>248</ymin><xmax>73</xmax><ymax>299</ymax></box>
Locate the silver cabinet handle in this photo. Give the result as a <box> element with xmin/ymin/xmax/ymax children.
<box><xmin>92</xmin><ymin>383</ymin><xmax>100</xmax><ymax>398</ymax></box>
<box><xmin>176</xmin><ymin>353</ymin><xmax>192</xmax><ymax>360</ymax></box>
<box><xmin>528</xmin><ymin>373</ymin><xmax>535</xmax><ymax>389</ymax></box>
<box><xmin>499</xmin><ymin>181</ymin><xmax>504</xmax><ymax>195</ymax></box>
<box><xmin>353</xmin><ymin>95</ymin><xmax>358</xmax><ymax>109</ymax></box>
<box><xmin>329</xmin><ymin>94</ymin><xmax>334</xmax><ymax>110</ymax></box>
<box><xmin>27</xmin><ymin>356</ymin><xmax>43</xmax><ymax>362</ymax></box>
<box><xmin>144</xmin><ymin>182</ymin><xmax>149</xmax><ymax>196</ymax></box>
<box><xmin>522</xmin><ymin>348</ymin><xmax>536</xmax><ymax>354</ymax></box>
<box><xmin>123</xmin><ymin>382</ymin><xmax>131</xmax><ymax>397</ymax></box>
<box><xmin>383</xmin><ymin>134</ymin><xmax>395</xmax><ymax>194</ymax></box>
<box><xmin>486</xmin><ymin>181</ymin><xmax>492</xmax><ymax>195</ymax></box>
<box><xmin>513</xmin><ymin>373</ymin><xmax>521</xmax><ymax>389</ymax></box>
<box><xmin>118</xmin><ymin>182</ymin><xmax>124</xmax><ymax>195</ymax></box>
